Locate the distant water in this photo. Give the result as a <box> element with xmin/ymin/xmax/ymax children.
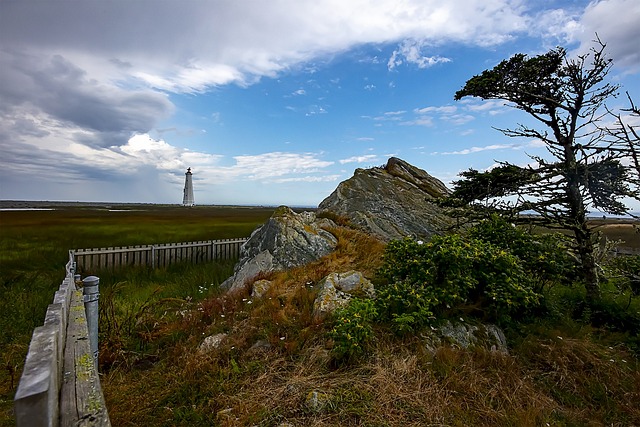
<box><xmin>0</xmin><ymin>208</ymin><xmax>55</xmax><ymax>211</ymax></box>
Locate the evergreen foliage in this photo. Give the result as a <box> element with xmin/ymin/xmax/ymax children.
<box><xmin>450</xmin><ymin>40</ymin><xmax>640</xmax><ymax>302</ymax></box>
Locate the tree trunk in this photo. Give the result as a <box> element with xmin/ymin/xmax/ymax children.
<box><xmin>574</xmin><ymin>226</ymin><xmax>601</xmax><ymax>302</ymax></box>
<box><xmin>564</xmin><ymin>143</ymin><xmax>601</xmax><ymax>302</ymax></box>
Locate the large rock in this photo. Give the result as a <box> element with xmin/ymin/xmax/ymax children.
<box><xmin>318</xmin><ymin>157</ymin><xmax>453</xmax><ymax>241</ymax></box>
<box><xmin>221</xmin><ymin>206</ymin><xmax>338</xmax><ymax>292</ymax></box>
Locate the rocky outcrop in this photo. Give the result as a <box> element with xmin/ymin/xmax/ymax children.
<box><xmin>221</xmin><ymin>158</ymin><xmax>452</xmax><ymax>293</ymax></box>
<box><xmin>221</xmin><ymin>207</ymin><xmax>338</xmax><ymax>292</ymax></box>
<box><xmin>318</xmin><ymin>157</ymin><xmax>453</xmax><ymax>242</ymax></box>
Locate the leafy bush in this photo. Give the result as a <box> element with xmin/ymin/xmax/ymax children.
<box><xmin>468</xmin><ymin>214</ymin><xmax>577</xmax><ymax>292</ymax></box>
<box><xmin>329</xmin><ymin>298</ymin><xmax>377</xmax><ymax>363</ymax></box>
<box><xmin>376</xmin><ymin>234</ymin><xmax>540</xmax><ymax>333</ymax></box>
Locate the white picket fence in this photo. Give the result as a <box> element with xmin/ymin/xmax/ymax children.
<box><xmin>72</xmin><ymin>238</ymin><xmax>248</xmax><ymax>271</ymax></box>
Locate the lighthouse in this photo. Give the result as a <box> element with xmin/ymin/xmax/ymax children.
<box><xmin>182</xmin><ymin>168</ymin><xmax>195</xmax><ymax>206</ymax></box>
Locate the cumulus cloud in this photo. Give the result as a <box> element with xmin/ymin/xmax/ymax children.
<box><xmin>0</xmin><ymin>50</ymin><xmax>174</xmax><ymax>149</ymax></box>
<box><xmin>1</xmin><ymin>0</ymin><xmax>540</xmax><ymax>95</ymax></box>
<box><xmin>230</xmin><ymin>152</ymin><xmax>334</xmax><ymax>180</ymax></box>
<box><xmin>573</xmin><ymin>0</ymin><xmax>640</xmax><ymax>70</ymax></box>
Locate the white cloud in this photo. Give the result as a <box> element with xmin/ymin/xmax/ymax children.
<box><xmin>437</xmin><ymin>139</ymin><xmax>547</xmax><ymax>155</ymax></box>
<box><xmin>414</xmin><ymin>106</ymin><xmax>457</xmax><ymax>114</ymax></box>
<box><xmin>463</xmin><ymin>99</ymin><xmax>511</xmax><ymax>114</ymax></box>
<box><xmin>401</xmin><ymin>117</ymin><xmax>435</xmax><ymax>127</ymax></box>
<box><xmin>0</xmin><ymin>0</ymin><xmax>538</xmax><ymax>95</ymax></box>
<box><xmin>572</xmin><ymin>0</ymin><xmax>640</xmax><ymax>70</ymax></box>
<box><xmin>441</xmin><ymin>114</ymin><xmax>476</xmax><ymax>125</ymax></box>
<box><xmin>230</xmin><ymin>152</ymin><xmax>334</xmax><ymax>180</ymax></box>
<box><xmin>271</xmin><ymin>175</ymin><xmax>341</xmax><ymax>183</ymax></box>
<box><xmin>339</xmin><ymin>155</ymin><xmax>379</xmax><ymax>164</ymax></box>
<box><xmin>439</xmin><ymin>143</ymin><xmax>517</xmax><ymax>155</ymax></box>
<box><xmin>388</xmin><ymin>39</ymin><xmax>451</xmax><ymax>70</ymax></box>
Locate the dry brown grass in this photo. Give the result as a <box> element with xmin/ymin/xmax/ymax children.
<box><xmin>103</xmin><ymin>331</ymin><xmax>640</xmax><ymax>426</ymax></box>
<box><xmin>100</xmin><ymin>224</ymin><xmax>640</xmax><ymax>427</ymax></box>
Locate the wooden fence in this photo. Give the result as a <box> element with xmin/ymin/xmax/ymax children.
<box><xmin>14</xmin><ymin>258</ymin><xmax>110</xmax><ymax>426</ymax></box>
<box><xmin>72</xmin><ymin>238</ymin><xmax>248</xmax><ymax>271</ymax></box>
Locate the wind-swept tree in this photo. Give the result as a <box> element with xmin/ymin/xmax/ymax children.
<box><xmin>450</xmin><ymin>40</ymin><xmax>640</xmax><ymax>302</ymax></box>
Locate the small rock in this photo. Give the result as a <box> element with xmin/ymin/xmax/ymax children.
<box><xmin>251</xmin><ymin>279</ymin><xmax>272</xmax><ymax>298</ymax></box>
<box><xmin>222</xmin><ymin>207</ymin><xmax>338</xmax><ymax>291</ymax></box>
<box><xmin>439</xmin><ymin>320</ymin><xmax>478</xmax><ymax>348</ymax></box>
<box><xmin>305</xmin><ymin>390</ymin><xmax>331</xmax><ymax>413</ymax></box>
<box><xmin>312</xmin><ymin>270</ymin><xmax>376</xmax><ymax>321</ymax></box>
<box><xmin>198</xmin><ymin>333</ymin><xmax>227</xmax><ymax>353</ymax></box>
<box><xmin>312</xmin><ymin>280</ymin><xmax>351</xmax><ymax>322</ymax></box>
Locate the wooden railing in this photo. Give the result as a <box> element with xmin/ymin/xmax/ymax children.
<box><xmin>14</xmin><ymin>258</ymin><xmax>110</xmax><ymax>426</ymax></box>
<box><xmin>72</xmin><ymin>237</ymin><xmax>248</xmax><ymax>271</ymax></box>
<box><xmin>14</xmin><ymin>237</ymin><xmax>248</xmax><ymax>424</ymax></box>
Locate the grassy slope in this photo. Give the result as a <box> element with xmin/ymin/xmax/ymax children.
<box><xmin>102</xmin><ymin>224</ymin><xmax>640</xmax><ymax>427</ymax></box>
<box><xmin>1</xmin><ymin>207</ymin><xmax>639</xmax><ymax>426</ymax></box>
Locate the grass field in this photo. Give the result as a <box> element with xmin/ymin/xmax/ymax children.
<box><xmin>1</xmin><ymin>204</ymin><xmax>638</xmax><ymax>426</ymax></box>
<box><xmin>0</xmin><ymin>203</ymin><xmax>275</xmax><ymax>426</ymax></box>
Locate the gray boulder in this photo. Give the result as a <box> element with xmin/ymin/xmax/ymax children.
<box><xmin>423</xmin><ymin>321</ymin><xmax>508</xmax><ymax>354</ymax></box>
<box><xmin>312</xmin><ymin>271</ymin><xmax>375</xmax><ymax>321</ymax></box>
<box><xmin>222</xmin><ymin>206</ymin><xmax>338</xmax><ymax>292</ymax></box>
<box><xmin>318</xmin><ymin>157</ymin><xmax>453</xmax><ymax>242</ymax></box>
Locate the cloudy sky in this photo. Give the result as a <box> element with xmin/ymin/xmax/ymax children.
<box><xmin>1</xmin><ymin>0</ymin><xmax>639</xmax><ymax>208</ymax></box>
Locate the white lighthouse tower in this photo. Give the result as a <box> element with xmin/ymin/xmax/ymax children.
<box><xmin>182</xmin><ymin>168</ymin><xmax>195</xmax><ymax>206</ymax></box>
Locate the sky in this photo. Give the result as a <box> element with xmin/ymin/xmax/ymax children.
<box><xmin>1</xmin><ymin>0</ymin><xmax>639</xmax><ymax>209</ymax></box>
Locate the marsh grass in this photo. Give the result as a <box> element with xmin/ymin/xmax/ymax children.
<box><xmin>0</xmin><ymin>205</ymin><xmax>273</xmax><ymax>426</ymax></box>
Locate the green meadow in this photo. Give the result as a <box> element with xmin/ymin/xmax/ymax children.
<box><xmin>0</xmin><ymin>204</ymin><xmax>274</xmax><ymax>426</ymax></box>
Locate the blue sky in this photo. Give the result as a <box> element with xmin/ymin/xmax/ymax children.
<box><xmin>1</xmin><ymin>0</ymin><xmax>639</xmax><ymax>210</ymax></box>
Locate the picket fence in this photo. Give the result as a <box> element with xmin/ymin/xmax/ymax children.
<box><xmin>72</xmin><ymin>237</ymin><xmax>248</xmax><ymax>271</ymax></box>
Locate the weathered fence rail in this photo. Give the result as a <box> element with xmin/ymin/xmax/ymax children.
<box><xmin>72</xmin><ymin>237</ymin><xmax>248</xmax><ymax>271</ymax></box>
<box><xmin>14</xmin><ymin>257</ymin><xmax>110</xmax><ymax>426</ymax></box>
<box><xmin>15</xmin><ymin>237</ymin><xmax>249</xmax><ymax>424</ymax></box>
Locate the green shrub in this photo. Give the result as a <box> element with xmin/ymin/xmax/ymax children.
<box><xmin>377</xmin><ymin>234</ymin><xmax>540</xmax><ymax>332</ymax></box>
<box><xmin>329</xmin><ymin>298</ymin><xmax>377</xmax><ymax>363</ymax></box>
<box><xmin>468</xmin><ymin>214</ymin><xmax>577</xmax><ymax>292</ymax></box>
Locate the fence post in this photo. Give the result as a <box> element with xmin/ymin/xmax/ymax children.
<box><xmin>82</xmin><ymin>276</ymin><xmax>100</xmax><ymax>367</ymax></box>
